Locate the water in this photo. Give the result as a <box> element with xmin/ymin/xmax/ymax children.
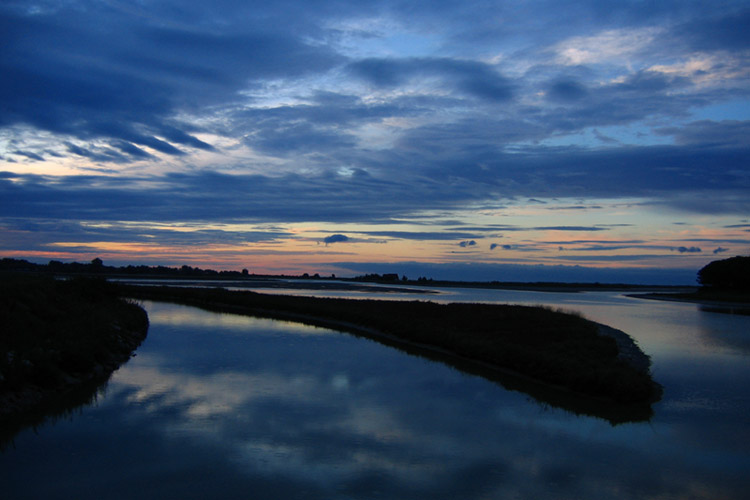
<box><xmin>2</xmin><ymin>287</ymin><xmax>749</xmax><ymax>499</ymax></box>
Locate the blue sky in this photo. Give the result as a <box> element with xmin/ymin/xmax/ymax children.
<box><xmin>1</xmin><ymin>0</ymin><xmax>749</xmax><ymax>283</ymax></box>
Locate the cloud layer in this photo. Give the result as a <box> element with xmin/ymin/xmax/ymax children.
<box><xmin>1</xmin><ymin>1</ymin><xmax>749</xmax><ymax>279</ymax></box>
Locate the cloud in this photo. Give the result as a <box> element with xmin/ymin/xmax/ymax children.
<box><xmin>0</xmin><ymin>217</ymin><xmax>292</xmax><ymax>252</ymax></box>
<box><xmin>490</xmin><ymin>243</ymin><xmax>513</xmax><ymax>250</ymax></box>
<box><xmin>352</xmin><ymin>231</ymin><xmax>480</xmax><ymax>241</ymax></box>
<box><xmin>554</xmin><ymin>27</ymin><xmax>662</xmax><ymax>66</ymax></box>
<box><xmin>674</xmin><ymin>246</ymin><xmax>702</xmax><ymax>253</ymax></box>
<box><xmin>534</xmin><ymin>226</ymin><xmax>608</xmax><ymax>232</ymax></box>
<box><xmin>348</xmin><ymin>57</ymin><xmax>514</xmax><ymax>102</ymax></box>
<box><xmin>672</xmin><ymin>6</ymin><xmax>750</xmax><ymax>52</ymax></box>
<box><xmin>0</xmin><ymin>5</ymin><xmax>341</xmax><ymax>158</ymax></box>
<box><xmin>324</xmin><ymin>234</ymin><xmax>350</xmax><ymax>245</ymax></box>
<box><xmin>713</xmin><ymin>247</ymin><xmax>729</xmax><ymax>254</ymax></box>
<box><xmin>11</xmin><ymin>150</ymin><xmax>44</xmax><ymax>161</ymax></box>
<box><xmin>656</xmin><ymin>120</ymin><xmax>750</xmax><ymax>148</ymax></box>
<box><xmin>458</xmin><ymin>240</ymin><xmax>476</xmax><ymax>247</ymax></box>
<box><xmin>546</xmin><ymin>80</ymin><xmax>588</xmax><ymax>102</ymax></box>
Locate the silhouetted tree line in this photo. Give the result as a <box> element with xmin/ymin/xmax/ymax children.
<box><xmin>355</xmin><ymin>273</ymin><xmax>411</xmax><ymax>283</ymax></box>
<box><xmin>0</xmin><ymin>258</ymin><xmax>249</xmax><ymax>278</ymax></box>
<box><xmin>697</xmin><ymin>256</ymin><xmax>750</xmax><ymax>290</ymax></box>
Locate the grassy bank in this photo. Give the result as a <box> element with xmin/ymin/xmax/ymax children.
<box><xmin>634</xmin><ymin>289</ymin><xmax>750</xmax><ymax>304</ymax></box>
<box><xmin>122</xmin><ymin>284</ymin><xmax>659</xmax><ymax>404</ymax></box>
<box><xmin>0</xmin><ymin>275</ymin><xmax>149</xmax><ymax>418</ymax></box>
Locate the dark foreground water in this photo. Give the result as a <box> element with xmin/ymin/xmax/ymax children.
<box><xmin>1</xmin><ymin>288</ymin><xmax>749</xmax><ymax>499</ymax></box>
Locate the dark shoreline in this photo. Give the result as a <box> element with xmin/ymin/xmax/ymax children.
<box><xmin>0</xmin><ymin>277</ymin><xmax>149</xmax><ymax>423</ymax></box>
<box><xmin>628</xmin><ymin>291</ymin><xmax>750</xmax><ymax>315</ymax></box>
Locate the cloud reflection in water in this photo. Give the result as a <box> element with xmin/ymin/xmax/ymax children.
<box><xmin>89</xmin><ymin>301</ymin><xmax>748</xmax><ymax>499</ymax></box>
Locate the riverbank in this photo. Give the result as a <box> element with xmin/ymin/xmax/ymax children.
<box><xmin>121</xmin><ymin>284</ymin><xmax>660</xmax><ymax>405</ymax></box>
<box><xmin>629</xmin><ymin>289</ymin><xmax>750</xmax><ymax>314</ymax></box>
<box><xmin>0</xmin><ymin>276</ymin><xmax>149</xmax><ymax>419</ymax></box>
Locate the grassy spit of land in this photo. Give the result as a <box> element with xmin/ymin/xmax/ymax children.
<box><xmin>631</xmin><ymin>288</ymin><xmax>750</xmax><ymax>307</ymax></box>
<box><xmin>122</xmin><ymin>284</ymin><xmax>660</xmax><ymax>405</ymax></box>
<box><xmin>0</xmin><ymin>275</ymin><xmax>149</xmax><ymax>418</ymax></box>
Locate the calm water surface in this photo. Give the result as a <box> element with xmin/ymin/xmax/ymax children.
<box><xmin>2</xmin><ymin>287</ymin><xmax>749</xmax><ymax>499</ymax></box>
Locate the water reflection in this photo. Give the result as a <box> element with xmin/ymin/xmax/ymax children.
<box><xmin>2</xmin><ymin>298</ymin><xmax>749</xmax><ymax>499</ymax></box>
<box><xmin>0</xmin><ymin>374</ymin><xmax>111</xmax><ymax>451</ymax></box>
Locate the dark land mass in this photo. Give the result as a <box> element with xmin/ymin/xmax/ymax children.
<box><xmin>121</xmin><ymin>284</ymin><xmax>661</xmax><ymax>417</ymax></box>
<box><xmin>0</xmin><ymin>276</ymin><xmax>149</xmax><ymax>436</ymax></box>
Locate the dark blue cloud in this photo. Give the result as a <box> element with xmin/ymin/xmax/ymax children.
<box><xmin>674</xmin><ymin>246</ymin><xmax>702</xmax><ymax>253</ymax></box>
<box><xmin>0</xmin><ymin>3</ymin><xmax>341</xmax><ymax>156</ymax></box>
<box><xmin>110</xmin><ymin>141</ymin><xmax>156</xmax><ymax>160</ymax></box>
<box><xmin>656</xmin><ymin>120</ymin><xmax>750</xmax><ymax>149</ymax></box>
<box><xmin>673</xmin><ymin>6</ymin><xmax>750</xmax><ymax>51</ymax></box>
<box><xmin>348</xmin><ymin>58</ymin><xmax>513</xmax><ymax>102</ymax></box>
<box><xmin>547</xmin><ymin>80</ymin><xmax>588</xmax><ymax>102</ymax></box>
<box><xmin>2</xmin><ymin>135</ymin><xmax>749</xmax><ymax>227</ymax></box>
<box><xmin>324</xmin><ymin>234</ymin><xmax>349</xmax><ymax>245</ymax></box>
<box><xmin>352</xmin><ymin>231</ymin><xmax>481</xmax><ymax>241</ymax></box>
<box><xmin>0</xmin><ymin>218</ymin><xmax>291</xmax><ymax>253</ymax></box>
<box><xmin>11</xmin><ymin>150</ymin><xmax>44</xmax><ymax>161</ymax></box>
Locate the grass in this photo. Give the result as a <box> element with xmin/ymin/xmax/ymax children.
<box><xmin>121</xmin><ymin>284</ymin><xmax>659</xmax><ymax>404</ymax></box>
<box><xmin>0</xmin><ymin>275</ymin><xmax>149</xmax><ymax>416</ymax></box>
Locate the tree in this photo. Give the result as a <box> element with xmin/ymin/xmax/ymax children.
<box><xmin>697</xmin><ymin>256</ymin><xmax>750</xmax><ymax>290</ymax></box>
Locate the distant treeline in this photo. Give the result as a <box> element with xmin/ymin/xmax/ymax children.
<box><xmin>0</xmin><ymin>258</ymin><xmax>251</xmax><ymax>278</ymax></box>
<box><xmin>4</xmin><ymin>255</ymin><xmax>747</xmax><ymax>290</ymax></box>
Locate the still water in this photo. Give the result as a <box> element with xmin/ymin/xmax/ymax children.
<box><xmin>2</xmin><ymin>287</ymin><xmax>749</xmax><ymax>499</ymax></box>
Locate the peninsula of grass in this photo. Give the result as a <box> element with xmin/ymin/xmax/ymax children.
<box><xmin>121</xmin><ymin>284</ymin><xmax>659</xmax><ymax>405</ymax></box>
<box><xmin>0</xmin><ymin>276</ymin><xmax>149</xmax><ymax>418</ymax></box>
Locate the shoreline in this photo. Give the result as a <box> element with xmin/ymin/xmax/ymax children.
<box><xmin>0</xmin><ymin>277</ymin><xmax>149</xmax><ymax>421</ymax></box>
<box><xmin>0</xmin><ymin>322</ymin><xmax>147</xmax><ymax>419</ymax></box>
<box><xmin>628</xmin><ymin>292</ymin><xmax>750</xmax><ymax>312</ymax></box>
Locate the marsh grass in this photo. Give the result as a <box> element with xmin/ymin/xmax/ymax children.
<box><xmin>0</xmin><ymin>275</ymin><xmax>148</xmax><ymax>414</ymax></box>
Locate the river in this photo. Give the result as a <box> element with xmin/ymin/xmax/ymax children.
<box><xmin>1</xmin><ymin>284</ymin><xmax>748</xmax><ymax>499</ymax></box>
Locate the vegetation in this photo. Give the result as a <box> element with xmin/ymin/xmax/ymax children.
<box><xmin>634</xmin><ymin>256</ymin><xmax>750</xmax><ymax>307</ymax></box>
<box><xmin>121</xmin><ymin>284</ymin><xmax>660</xmax><ymax>404</ymax></box>
<box><xmin>1</xmin><ymin>257</ymin><xmax>250</xmax><ymax>279</ymax></box>
<box><xmin>697</xmin><ymin>256</ymin><xmax>750</xmax><ymax>291</ymax></box>
<box><xmin>0</xmin><ymin>275</ymin><xmax>149</xmax><ymax>418</ymax></box>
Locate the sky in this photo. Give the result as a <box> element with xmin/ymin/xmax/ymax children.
<box><xmin>1</xmin><ymin>0</ymin><xmax>749</xmax><ymax>284</ymax></box>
